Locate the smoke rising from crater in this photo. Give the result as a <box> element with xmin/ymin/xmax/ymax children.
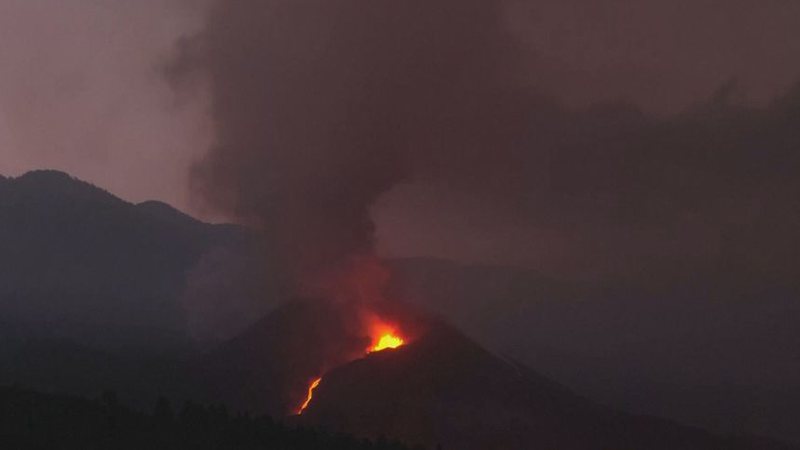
<box><xmin>174</xmin><ymin>0</ymin><xmax>525</xmax><ymax>290</ymax></box>
<box><xmin>176</xmin><ymin>0</ymin><xmax>800</xmax><ymax>292</ymax></box>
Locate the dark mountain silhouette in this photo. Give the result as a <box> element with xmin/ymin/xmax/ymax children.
<box><xmin>193</xmin><ymin>299</ymin><xmax>797</xmax><ymax>450</ymax></box>
<box><xmin>0</xmin><ymin>170</ymin><xmax>278</xmax><ymax>407</ymax></box>
<box><xmin>0</xmin><ymin>336</ymin><xmax>184</xmax><ymax>411</ymax></box>
<box><xmin>0</xmin><ymin>170</ymin><xmax>270</xmax><ymax>353</ymax></box>
<box><xmin>2</xmin><ymin>170</ymin><xmax>797</xmax><ymax>447</ymax></box>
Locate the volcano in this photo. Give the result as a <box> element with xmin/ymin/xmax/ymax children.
<box><xmin>193</xmin><ymin>300</ymin><xmax>796</xmax><ymax>450</ymax></box>
<box><xmin>189</xmin><ymin>298</ymin><xmax>426</xmax><ymax>417</ymax></box>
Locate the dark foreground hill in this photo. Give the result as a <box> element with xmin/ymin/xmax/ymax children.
<box><xmin>0</xmin><ymin>386</ymin><xmax>419</xmax><ymax>450</ymax></box>
<box><xmin>387</xmin><ymin>258</ymin><xmax>800</xmax><ymax>443</ymax></box>
<box><xmin>196</xmin><ymin>300</ymin><xmax>797</xmax><ymax>450</ymax></box>
<box><xmin>303</xmin><ymin>323</ymin><xmax>796</xmax><ymax>450</ymax></box>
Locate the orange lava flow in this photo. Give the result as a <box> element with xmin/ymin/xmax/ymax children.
<box><xmin>297</xmin><ymin>377</ymin><xmax>322</xmax><ymax>415</ymax></box>
<box><xmin>295</xmin><ymin>318</ymin><xmax>406</xmax><ymax>414</ymax></box>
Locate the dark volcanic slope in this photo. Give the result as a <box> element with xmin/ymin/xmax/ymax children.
<box><xmin>300</xmin><ymin>321</ymin><xmax>796</xmax><ymax>450</ymax></box>
<box><xmin>189</xmin><ymin>298</ymin><xmax>432</xmax><ymax>418</ymax></box>
<box><xmin>189</xmin><ymin>299</ymin><xmax>372</xmax><ymax>417</ymax></box>
<box><xmin>388</xmin><ymin>257</ymin><xmax>800</xmax><ymax>444</ymax></box>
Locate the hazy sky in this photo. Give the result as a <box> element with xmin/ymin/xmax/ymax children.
<box><xmin>1</xmin><ymin>0</ymin><xmax>799</xmax><ymax>273</ymax></box>
<box><xmin>0</xmin><ymin>0</ymin><xmax>210</xmax><ymax>209</ymax></box>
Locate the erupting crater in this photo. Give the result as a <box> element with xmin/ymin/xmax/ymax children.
<box><xmin>369</xmin><ymin>333</ymin><xmax>404</xmax><ymax>353</ymax></box>
<box><xmin>367</xmin><ymin>318</ymin><xmax>406</xmax><ymax>353</ymax></box>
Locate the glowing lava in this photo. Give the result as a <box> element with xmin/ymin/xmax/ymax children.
<box><xmin>295</xmin><ymin>317</ymin><xmax>406</xmax><ymax>414</ymax></box>
<box><xmin>297</xmin><ymin>377</ymin><xmax>321</xmax><ymax>415</ymax></box>
<box><xmin>369</xmin><ymin>333</ymin><xmax>405</xmax><ymax>352</ymax></box>
<box><xmin>365</xmin><ymin>315</ymin><xmax>406</xmax><ymax>354</ymax></box>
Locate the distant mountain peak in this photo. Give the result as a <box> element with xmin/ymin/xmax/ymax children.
<box><xmin>16</xmin><ymin>170</ymin><xmax>98</xmax><ymax>190</ymax></box>
<box><xmin>0</xmin><ymin>168</ymin><xmax>254</xmax><ymax>354</ymax></box>
<box><xmin>5</xmin><ymin>169</ymin><xmax>125</xmax><ymax>208</ymax></box>
<box><xmin>19</xmin><ymin>169</ymin><xmax>76</xmax><ymax>181</ymax></box>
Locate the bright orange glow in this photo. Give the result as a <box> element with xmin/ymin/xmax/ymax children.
<box><xmin>297</xmin><ymin>377</ymin><xmax>321</xmax><ymax>415</ymax></box>
<box><xmin>294</xmin><ymin>315</ymin><xmax>407</xmax><ymax>414</ymax></box>
<box><xmin>365</xmin><ymin>315</ymin><xmax>406</xmax><ymax>354</ymax></box>
<box><xmin>369</xmin><ymin>333</ymin><xmax>405</xmax><ymax>353</ymax></box>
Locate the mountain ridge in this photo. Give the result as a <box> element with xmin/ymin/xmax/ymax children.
<box><xmin>0</xmin><ymin>169</ymin><xmax>268</xmax><ymax>353</ymax></box>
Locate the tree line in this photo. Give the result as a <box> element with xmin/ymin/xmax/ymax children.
<box><xmin>0</xmin><ymin>386</ymin><xmax>422</xmax><ymax>450</ymax></box>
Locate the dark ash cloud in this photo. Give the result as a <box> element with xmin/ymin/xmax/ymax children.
<box><xmin>176</xmin><ymin>0</ymin><xmax>800</xmax><ymax>293</ymax></box>
<box><xmin>174</xmin><ymin>0</ymin><xmax>524</xmax><ymax>291</ymax></box>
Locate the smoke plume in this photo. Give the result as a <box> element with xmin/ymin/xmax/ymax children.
<box><xmin>173</xmin><ymin>0</ymin><xmax>523</xmax><ymax>295</ymax></box>
<box><xmin>175</xmin><ymin>0</ymin><xmax>800</xmax><ymax>294</ymax></box>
